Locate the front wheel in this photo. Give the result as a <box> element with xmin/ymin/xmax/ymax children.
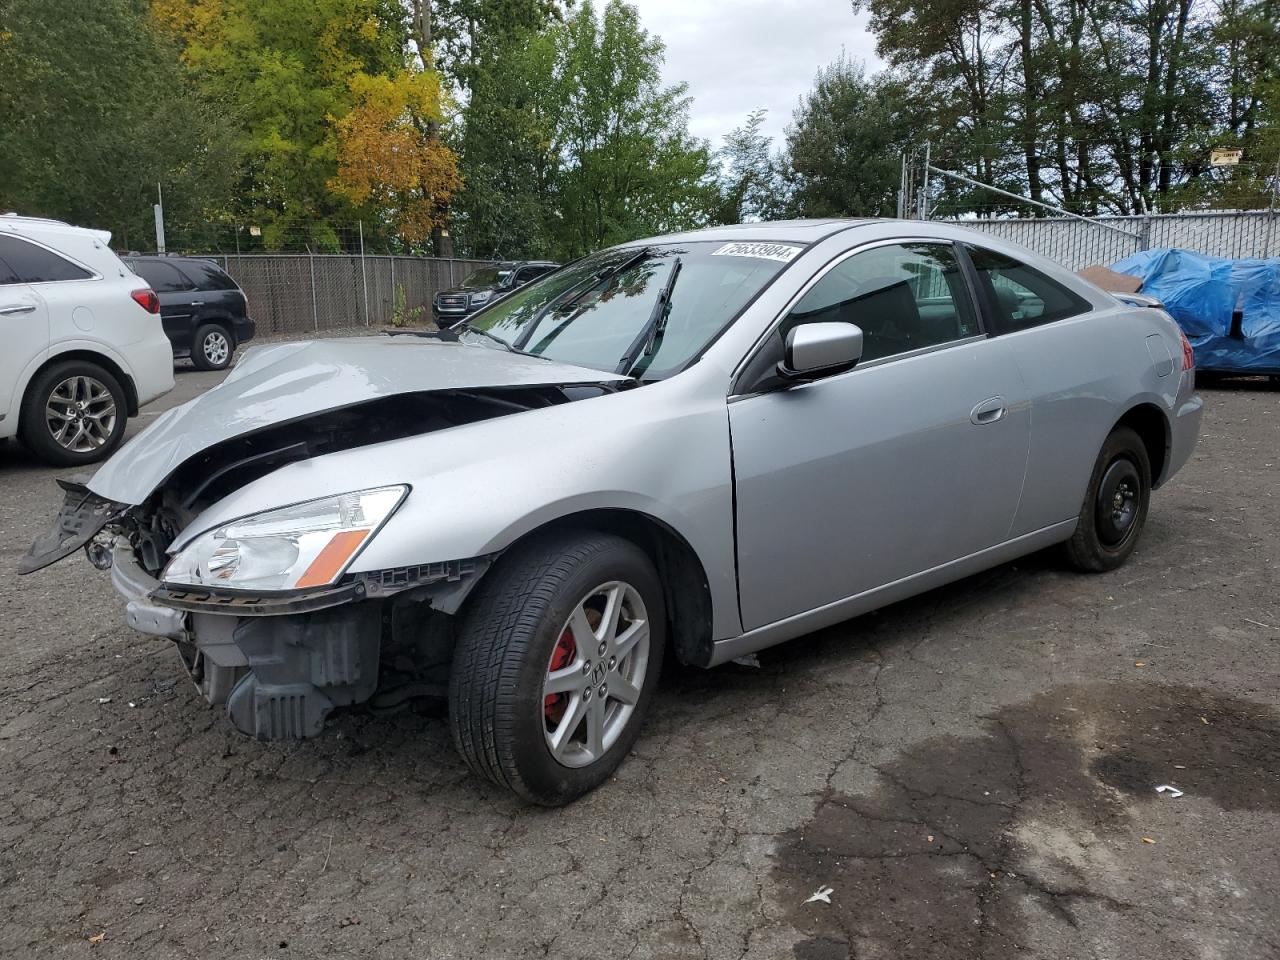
<box><xmin>449</xmin><ymin>531</ymin><xmax>665</xmax><ymax>805</ymax></box>
<box><xmin>1063</xmin><ymin>425</ymin><xmax>1152</xmax><ymax>572</ymax></box>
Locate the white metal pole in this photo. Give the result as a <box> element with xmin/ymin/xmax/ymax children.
<box><xmin>154</xmin><ymin>182</ymin><xmax>166</xmax><ymax>254</ymax></box>
<box><xmin>359</xmin><ymin>221</ymin><xmax>370</xmax><ymax>327</ymax></box>
<box><xmin>926</xmin><ymin>164</ymin><xmax>1144</xmax><ymax>239</ymax></box>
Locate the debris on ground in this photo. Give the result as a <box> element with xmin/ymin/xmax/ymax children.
<box><xmin>805</xmin><ymin>886</ymin><xmax>834</xmax><ymax>904</ymax></box>
<box><xmin>731</xmin><ymin>654</ymin><xmax>761</xmax><ymax>668</ymax></box>
<box><xmin>1141</xmin><ymin>837</ymin><xmax>1157</xmax><ymax>844</ymax></box>
<box><xmin>1155</xmin><ymin>785</ymin><xmax>1184</xmax><ymax>798</ymax></box>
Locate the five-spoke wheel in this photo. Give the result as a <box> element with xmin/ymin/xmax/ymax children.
<box><xmin>449</xmin><ymin>531</ymin><xmax>665</xmax><ymax>805</ymax></box>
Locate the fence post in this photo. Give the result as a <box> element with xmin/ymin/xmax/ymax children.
<box><xmin>390</xmin><ymin>254</ymin><xmax>396</xmax><ymax>323</ymax></box>
<box><xmin>307</xmin><ymin>246</ymin><xmax>319</xmax><ymax>332</ymax></box>
<box><xmin>448</xmin><ymin>259</ymin><xmax>455</xmax><ymax>285</ymax></box>
<box><xmin>358</xmin><ymin>220</ymin><xmax>370</xmax><ymax>327</ymax></box>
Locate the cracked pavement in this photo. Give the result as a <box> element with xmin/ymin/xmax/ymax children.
<box><xmin>1</xmin><ymin>369</ymin><xmax>1278</xmax><ymax>959</ymax></box>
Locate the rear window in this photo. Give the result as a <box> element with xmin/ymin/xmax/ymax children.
<box><xmin>0</xmin><ymin>234</ymin><xmax>93</xmax><ymax>283</ymax></box>
<box><xmin>128</xmin><ymin>259</ymin><xmax>193</xmax><ymax>293</ymax></box>
<box><xmin>178</xmin><ymin>259</ymin><xmax>239</xmax><ymax>292</ymax></box>
<box><xmin>965</xmin><ymin>246</ymin><xmax>1090</xmax><ymax>333</ymax></box>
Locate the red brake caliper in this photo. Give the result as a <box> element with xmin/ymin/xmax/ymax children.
<box><xmin>544</xmin><ymin>629</ymin><xmax>577</xmax><ymax>722</ymax></box>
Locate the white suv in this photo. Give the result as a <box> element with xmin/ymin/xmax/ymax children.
<box><xmin>0</xmin><ymin>215</ymin><xmax>174</xmax><ymax>466</ymax></box>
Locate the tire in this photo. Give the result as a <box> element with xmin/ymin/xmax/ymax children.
<box><xmin>191</xmin><ymin>323</ymin><xmax>234</xmax><ymax>371</ymax></box>
<box><xmin>449</xmin><ymin>531</ymin><xmax>666</xmax><ymax>805</ymax></box>
<box><xmin>1063</xmin><ymin>426</ymin><xmax>1152</xmax><ymax>573</ymax></box>
<box><xmin>19</xmin><ymin>359</ymin><xmax>128</xmax><ymax>467</ymax></box>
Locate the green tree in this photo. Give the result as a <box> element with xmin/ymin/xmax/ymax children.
<box><xmin>153</xmin><ymin>0</ymin><xmax>456</xmax><ymax>250</ymax></box>
<box><xmin>714</xmin><ymin>110</ymin><xmax>786</xmax><ymax>224</ymax></box>
<box><xmin>783</xmin><ymin>58</ymin><xmax>913</xmax><ymax>218</ymax></box>
<box><xmin>548</xmin><ymin>0</ymin><xmax>716</xmax><ymax>258</ymax></box>
<box><xmin>0</xmin><ymin>0</ymin><xmax>236</xmax><ymax>249</ymax></box>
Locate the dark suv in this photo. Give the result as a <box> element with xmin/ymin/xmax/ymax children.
<box><xmin>123</xmin><ymin>256</ymin><xmax>256</xmax><ymax>370</ymax></box>
<box><xmin>432</xmin><ymin>260</ymin><xmax>559</xmax><ymax>329</ymax></box>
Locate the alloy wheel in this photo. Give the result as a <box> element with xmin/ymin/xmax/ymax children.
<box><xmin>203</xmin><ymin>331</ymin><xmax>230</xmax><ymax>367</ymax></box>
<box><xmin>542</xmin><ymin>581</ymin><xmax>651</xmax><ymax>768</ymax></box>
<box><xmin>45</xmin><ymin>376</ymin><xmax>117</xmax><ymax>453</ymax></box>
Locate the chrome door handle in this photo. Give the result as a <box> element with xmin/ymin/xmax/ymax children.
<box><xmin>190</xmin><ymin>301</ymin><xmax>204</xmax><ymax>306</ymax></box>
<box><xmin>970</xmin><ymin>396</ymin><xmax>1007</xmax><ymax>425</ymax></box>
<box><xmin>0</xmin><ymin>303</ymin><xmax>36</xmax><ymax>316</ymax></box>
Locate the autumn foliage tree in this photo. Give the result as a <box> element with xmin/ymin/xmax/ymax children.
<box><xmin>328</xmin><ymin>71</ymin><xmax>462</xmax><ymax>243</ymax></box>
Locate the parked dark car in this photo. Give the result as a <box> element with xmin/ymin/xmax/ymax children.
<box><xmin>123</xmin><ymin>256</ymin><xmax>256</xmax><ymax>370</ymax></box>
<box><xmin>432</xmin><ymin>260</ymin><xmax>560</xmax><ymax>328</ymax></box>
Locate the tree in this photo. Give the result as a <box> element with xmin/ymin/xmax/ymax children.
<box><xmin>152</xmin><ymin>0</ymin><xmax>458</xmax><ymax>249</ymax></box>
<box><xmin>0</xmin><ymin>0</ymin><xmax>236</xmax><ymax>248</ymax></box>
<box><xmin>549</xmin><ymin>1</ymin><xmax>717</xmax><ymax>258</ymax></box>
<box><xmin>714</xmin><ymin>110</ymin><xmax>785</xmax><ymax>224</ymax></box>
<box><xmin>328</xmin><ymin>70</ymin><xmax>462</xmax><ymax>243</ymax></box>
<box><xmin>783</xmin><ymin>59</ymin><xmax>913</xmax><ymax>218</ymax></box>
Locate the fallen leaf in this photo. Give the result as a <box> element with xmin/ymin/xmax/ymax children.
<box><xmin>1141</xmin><ymin>837</ymin><xmax>1156</xmax><ymax>844</ymax></box>
<box><xmin>805</xmin><ymin>885</ymin><xmax>834</xmax><ymax>905</ymax></box>
<box><xmin>1135</xmin><ymin>661</ymin><xmax>1146</xmax><ymax>668</ymax></box>
<box><xmin>88</xmin><ymin>932</ymin><xmax>106</xmax><ymax>944</ymax></box>
<box><xmin>1199</xmin><ymin>716</ymin><xmax>1210</xmax><ymax>724</ymax></box>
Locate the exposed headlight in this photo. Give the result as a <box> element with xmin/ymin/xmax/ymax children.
<box><xmin>468</xmin><ymin>290</ymin><xmax>492</xmax><ymax>306</ymax></box>
<box><xmin>163</xmin><ymin>486</ymin><xmax>408</xmax><ymax>592</ymax></box>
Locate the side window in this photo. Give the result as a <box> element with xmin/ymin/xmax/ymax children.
<box><xmin>966</xmin><ymin>246</ymin><xmax>1090</xmax><ymax>334</ymax></box>
<box><xmin>180</xmin><ymin>259</ymin><xmax>238</xmax><ymax>291</ymax></box>
<box><xmin>0</xmin><ymin>254</ymin><xmax>19</xmax><ymax>285</ymax></box>
<box><xmin>0</xmin><ymin>235</ymin><xmax>92</xmax><ymax>283</ymax></box>
<box><xmin>785</xmin><ymin>242</ymin><xmax>979</xmax><ymax>363</ymax></box>
<box><xmin>132</xmin><ymin>260</ymin><xmax>193</xmax><ymax>293</ymax></box>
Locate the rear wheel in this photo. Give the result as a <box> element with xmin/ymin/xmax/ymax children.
<box><xmin>191</xmin><ymin>323</ymin><xmax>233</xmax><ymax>371</ymax></box>
<box><xmin>449</xmin><ymin>531</ymin><xmax>665</xmax><ymax>805</ymax></box>
<box><xmin>1063</xmin><ymin>426</ymin><xmax>1151</xmax><ymax>572</ymax></box>
<box><xmin>19</xmin><ymin>360</ymin><xmax>127</xmax><ymax>467</ymax></box>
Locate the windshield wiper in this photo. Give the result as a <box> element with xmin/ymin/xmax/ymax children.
<box><xmin>616</xmin><ymin>256</ymin><xmax>682</xmax><ymax>376</ymax></box>
<box><xmin>514</xmin><ymin>247</ymin><xmax>657</xmax><ymax>352</ymax></box>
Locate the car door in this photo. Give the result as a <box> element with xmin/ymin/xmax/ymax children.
<box><xmin>0</xmin><ymin>239</ymin><xmax>51</xmax><ymax>418</ymax></box>
<box><xmin>130</xmin><ymin>260</ymin><xmax>195</xmax><ymax>348</ymax></box>
<box><xmin>728</xmin><ymin>239</ymin><xmax>1031</xmax><ymax>631</ymax></box>
<box><xmin>961</xmin><ymin>246</ymin><xmax>1103</xmax><ymax>538</ymax></box>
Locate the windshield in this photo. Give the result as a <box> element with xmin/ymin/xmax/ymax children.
<box><xmin>461</xmin><ymin>241</ymin><xmax>799</xmax><ymax>378</ymax></box>
<box><xmin>460</xmin><ymin>267</ymin><xmax>512</xmax><ymax>289</ymax></box>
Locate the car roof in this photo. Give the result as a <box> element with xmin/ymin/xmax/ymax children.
<box><xmin>625</xmin><ymin>218</ymin><xmax>879</xmax><ymax>247</ymax></box>
<box><xmin>1</xmin><ymin>212</ymin><xmax>112</xmax><ymax>246</ymax></box>
<box><xmin>126</xmin><ymin>254</ymin><xmax>221</xmax><ymax>265</ymax></box>
<box><xmin>494</xmin><ymin>260</ymin><xmax>559</xmax><ymax>269</ymax></box>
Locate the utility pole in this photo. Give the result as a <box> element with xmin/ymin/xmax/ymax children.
<box><xmin>153</xmin><ymin>182</ymin><xmax>166</xmax><ymax>254</ymax></box>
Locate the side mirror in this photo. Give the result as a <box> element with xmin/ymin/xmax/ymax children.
<box><xmin>779</xmin><ymin>321</ymin><xmax>864</xmax><ymax>381</ymax></box>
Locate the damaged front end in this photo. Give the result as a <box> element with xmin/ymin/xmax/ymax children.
<box><xmin>21</xmin><ymin>361</ymin><xmax>620</xmax><ymax>740</ymax></box>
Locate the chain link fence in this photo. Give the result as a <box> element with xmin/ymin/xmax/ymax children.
<box><xmin>201</xmin><ymin>254</ymin><xmax>495</xmax><ymax>337</ymax></box>
<box><xmin>950</xmin><ymin>210</ymin><xmax>1280</xmax><ymax>271</ymax></box>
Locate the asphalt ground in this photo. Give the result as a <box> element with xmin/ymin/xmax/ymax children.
<box><xmin>1</xmin><ymin>367</ymin><xmax>1278</xmax><ymax>959</ymax></box>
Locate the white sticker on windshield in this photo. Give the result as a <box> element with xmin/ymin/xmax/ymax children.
<box><xmin>711</xmin><ymin>242</ymin><xmax>803</xmax><ymax>263</ymax></box>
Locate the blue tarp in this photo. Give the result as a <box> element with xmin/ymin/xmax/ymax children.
<box><xmin>1111</xmin><ymin>248</ymin><xmax>1280</xmax><ymax>374</ymax></box>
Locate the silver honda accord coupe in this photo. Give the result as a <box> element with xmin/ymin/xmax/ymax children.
<box><xmin>22</xmin><ymin>219</ymin><xmax>1203</xmax><ymax>805</ymax></box>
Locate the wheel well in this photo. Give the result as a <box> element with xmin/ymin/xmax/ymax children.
<box><xmin>497</xmin><ymin>509</ymin><xmax>716</xmax><ymax>667</ymax></box>
<box><xmin>196</xmin><ymin>317</ymin><xmax>236</xmax><ymax>346</ymax></box>
<box><xmin>26</xmin><ymin>351</ymin><xmax>140</xmax><ymax>417</ymax></box>
<box><xmin>1115</xmin><ymin>403</ymin><xmax>1169</xmax><ymax>486</ymax></box>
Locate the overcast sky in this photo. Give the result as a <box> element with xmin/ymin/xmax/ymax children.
<box><xmin>632</xmin><ymin>0</ymin><xmax>884</xmax><ymax>151</ymax></box>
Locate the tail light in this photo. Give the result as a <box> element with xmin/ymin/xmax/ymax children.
<box><xmin>131</xmin><ymin>288</ymin><xmax>160</xmax><ymax>314</ymax></box>
<box><xmin>1178</xmin><ymin>328</ymin><xmax>1195</xmax><ymax>370</ymax></box>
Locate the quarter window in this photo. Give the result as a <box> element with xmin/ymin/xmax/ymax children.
<box><xmin>784</xmin><ymin>242</ymin><xmax>979</xmax><ymax>363</ymax></box>
<box><xmin>129</xmin><ymin>260</ymin><xmax>192</xmax><ymax>293</ymax></box>
<box><xmin>180</xmin><ymin>259</ymin><xmax>239</xmax><ymax>291</ymax></box>
<box><xmin>0</xmin><ymin>235</ymin><xmax>92</xmax><ymax>283</ymax></box>
<box><xmin>965</xmin><ymin>246</ymin><xmax>1090</xmax><ymax>334</ymax></box>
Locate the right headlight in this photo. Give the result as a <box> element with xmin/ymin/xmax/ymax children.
<box><xmin>163</xmin><ymin>485</ymin><xmax>408</xmax><ymax>592</ymax></box>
